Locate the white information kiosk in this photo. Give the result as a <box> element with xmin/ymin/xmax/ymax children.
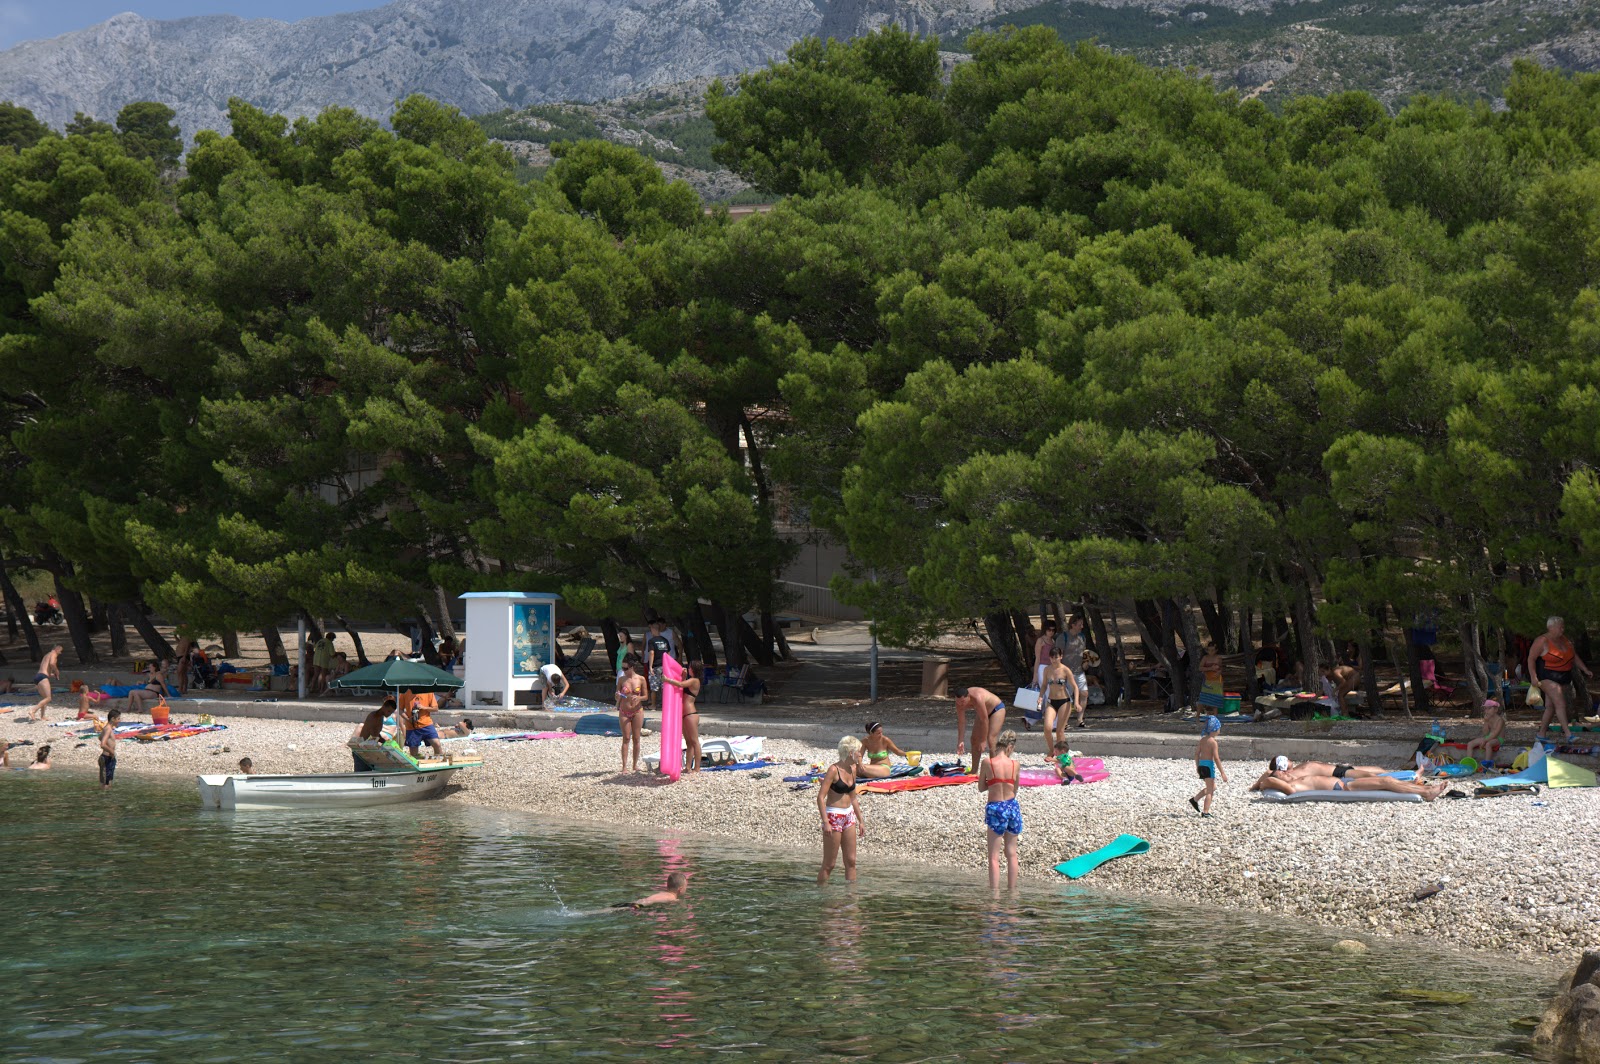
<box><xmin>459</xmin><ymin>591</ymin><xmax>561</xmax><ymax>710</ymax></box>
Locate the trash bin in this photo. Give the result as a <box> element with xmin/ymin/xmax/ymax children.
<box><xmin>921</xmin><ymin>658</ymin><xmax>949</xmax><ymax>698</ymax></box>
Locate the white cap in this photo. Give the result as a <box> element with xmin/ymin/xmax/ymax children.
<box><xmin>1272</xmin><ymin>755</ymin><xmax>1290</xmax><ymax>771</ymax></box>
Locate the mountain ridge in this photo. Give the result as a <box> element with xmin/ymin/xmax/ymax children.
<box><xmin>0</xmin><ymin>0</ymin><xmax>1033</xmax><ymax>138</ymax></box>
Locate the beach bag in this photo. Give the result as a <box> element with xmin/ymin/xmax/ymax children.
<box><xmin>1012</xmin><ymin>687</ymin><xmax>1040</xmax><ymax>713</ymax></box>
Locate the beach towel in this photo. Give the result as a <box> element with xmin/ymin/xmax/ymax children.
<box><xmin>701</xmin><ymin>759</ymin><xmax>773</xmax><ymax>772</ymax></box>
<box><xmin>126</xmin><ymin>723</ymin><xmax>227</xmax><ymax>743</ymax></box>
<box><xmin>98</xmin><ymin>684</ymin><xmax>182</xmax><ymax>699</ymax></box>
<box><xmin>574</xmin><ymin>713</ymin><xmax>622</xmax><ymax>737</ymax></box>
<box><xmin>545</xmin><ymin>696</ymin><xmax>617</xmax><ymax>714</ymax></box>
<box><xmin>453</xmin><ymin>731</ymin><xmax>576</xmax><ymax>742</ymax></box>
<box><xmin>860</xmin><ymin>774</ymin><xmax>979</xmax><ymax>794</ymax></box>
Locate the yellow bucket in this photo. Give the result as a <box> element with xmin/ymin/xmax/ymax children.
<box><xmin>905</xmin><ymin>751</ymin><xmax>922</xmax><ymax>767</ymax></box>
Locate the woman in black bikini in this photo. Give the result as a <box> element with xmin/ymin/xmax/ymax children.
<box><xmin>126</xmin><ymin>659</ymin><xmax>169</xmax><ymax>718</ymax></box>
<box><xmin>817</xmin><ymin>736</ymin><xmax>866</xmax><ymax>885</ymax></box>
<box><xmin>660</xmin><ymin>658</ymin><xmax>704</xmax><ymax>774</ymax></box>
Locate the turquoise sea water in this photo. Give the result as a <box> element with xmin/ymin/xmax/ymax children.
<box><xmin>1</xmin><ymin>773</ymin><xmax>1551</xmax><ymax>1062</ymax></box>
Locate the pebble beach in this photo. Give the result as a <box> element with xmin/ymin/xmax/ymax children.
<box><xmin>9</xmin><ymin>708</ymin><xmax>1595</xmax><ymax>965</ymax></box>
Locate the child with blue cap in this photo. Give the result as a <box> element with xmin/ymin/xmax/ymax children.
<box><xmin>1189</xmin><ymin>715</ymin><xmax>1228</xmax><ymax>817</ymax></box>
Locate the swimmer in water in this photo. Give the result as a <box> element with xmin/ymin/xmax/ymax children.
<box><xmin>625</xmin><ymin>872</ymin><xmax>688</xmax><ymax>908</ymax></box>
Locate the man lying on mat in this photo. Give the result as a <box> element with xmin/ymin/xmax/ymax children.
<box><xmin>1266</xmin><ymin>754</ymin><xmax>1389</xmax><ymax>781</ymax></box>
<box><xmin>1249</xmin><ymin>764</ymin><xmax>1447</xmax><ymax>801</ymax></box>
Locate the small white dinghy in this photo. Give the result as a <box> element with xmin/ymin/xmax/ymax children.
<box><xmin>197</xmin><ymin>765</ymin><xmax>474</xmax><ymax>810</ymax></box>
<box><xmin>198</xmin><ymin>742</ymin><xmax>482</xmax><ymax>810</ymax></box>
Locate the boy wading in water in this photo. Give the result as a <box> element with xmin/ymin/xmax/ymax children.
<box><xmin>1189</xmin><ymin>715</ymin><xmax>1227</xmax><ymax>817</ymax></box>
<box><xmin>99</xmin><ymin>708</ymin><xmax>121</xmax><ymax>789</ymax></box>
<box><xmin>980</xmin><ymin>730</ymin><xmax>1022</xmax><ymax>890</ymax></box>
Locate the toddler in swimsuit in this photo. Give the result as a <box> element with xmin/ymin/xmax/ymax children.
<box><xmin>1189</xmin><ymin>715</ymin><xmax>1228</xmax><ymax>817</ymax></box>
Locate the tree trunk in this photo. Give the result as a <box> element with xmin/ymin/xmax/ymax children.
<box><xmin>1198</xmin><ymin>595</ymin><xmax>1229</xmax><ymax>650</ymax></box>
<box><xmin>1128</xmin><ymin>600</ymin><xmax>1180</xmax><ymax>711</ymax></box>
<box><xmin>411</xmin><ymin>610</ymin><xmax>439</xmax><ymax>666</ymax></box>
<box><xmin>1159</xmin><ymin>598</ymin><xmax>1193</xmax><ymax>709</ymax></box>
<box><xmin>0</xmin><ymin>560</ymin><xmax>40</xmax><ymax>660</ymax></box>
<box><xmin>737</xmin><ymin>611</ymin><xmax>772</xmax><ymax>667</ymax></box>
<box><xmin>1239</xmin><ymin>605</ymin><xmax>1257</xmax><ymax>701</ymax></box>
<box><xmin>1404</xmin><ymin>637</ymin><xmax>1431</xmax><ymax>714</ymax></box>
<box><xmin>763</xmin><ymin>611</ymin><xmax>792</xmax><ymax>661</ymax></box>
<box><xmin>122</xmin><ymin>602</ymin><xmax>174</xmax><ymax>660</ymax></box>
<box><xmin>106</xmin><ymin>603</ymin><xmax>129</xmax><ymax>659</ymax></box>
<box><xmin>1086</xmin><ymin>603</ymin><xmax>1122</xmax><ymax>705</ymax></box>
<box><xmin>689</xmin><ymin>604</ymin><xmax>718</xmax><ymax>670</ymax></box>
<box><xmin>1290</xmin><ymin>580</ymin><xmax>1320</xmax><ymax>690</ymax></box>
<box><xmin>221</xmin><ymin>630</ymin><xmax>242</xmax><ymax>658</ymax></box>
<box><xmin>261</xmin><ymin>626</ymin><xmax>290</xmax><ymax>667</ymax></box>
<box><xmin>601</xmin><ymin>617</ymin><xmax>621</xmax><ymax>672</ymax></box>
<box><xmin>338</xmin><ymin>615</ymin><xmax>371</xmax><ymax>667</ymax></box>
<box><xmin>980</xmin><ymin>610</ymin><xmax>1030</xmax><ymax>688</ymax></box>
<box><xmin>1108</xmin><ymin>602</ymin><xmax>1132</xmax><ymax>706</ymax></box>
<box><xmin>759</xmin><ymin>610</ymin><xmax>783</xmax><ymax>662</ymax></box>
<box><xmin>53</xmin><ymin>574</ymin><xmax>98</xmax><ymax>665</ymax></box>
<box><xmin>1176</xmin><ymin>596</ymin><xmax>1206</xmax><ymax>708</ymax></box>
<box><xmin>433</xmin><ymin>585</ymin><xmax>458</xmax><ymax>643</ymax></box>
<box><xmin>1457</xmin><ymin>614</ymin><xmax>1487</xmax><ymax>707</ymax></box>
<box><xmin>1010</xmin><ymin>608</ymin><xmax>1035</xmax><ymax>670</ymax></box>
<box><xmin>715</xmin><ymin>603</ymin><xmax>745</xmax><ymax>667</ymax></box>
<box><xmin>87</xmin><ymin>597</ymin><xmax>110</xmax><ymax>634</ymax></box>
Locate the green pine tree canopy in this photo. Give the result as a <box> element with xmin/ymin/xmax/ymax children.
<box><xmin>3</xmin><ymin>26</ymin><xmax>1600</xmax><ymax>693</ymax></box>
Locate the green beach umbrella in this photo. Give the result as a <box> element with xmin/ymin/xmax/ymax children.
<box><xmin>328</xmin><ymin>658</ymin><xmax>464</xmax><ymax>693</ymax></box>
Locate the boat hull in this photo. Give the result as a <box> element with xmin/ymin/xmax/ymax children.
<box><xmin>197</xmin><ymin>768</ymin><xmax>466</xmax><ymax>810</ymax></box>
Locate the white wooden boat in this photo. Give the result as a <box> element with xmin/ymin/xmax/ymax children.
<box><xmin>197</xmin><ymin>759</ymin><xmax>479</xmax><ymax>810</ymax></box>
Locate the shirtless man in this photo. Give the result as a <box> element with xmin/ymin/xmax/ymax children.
<box><xmin>1265</xmin><ymin>754</ymin><xmax>1389</xmax><ymax>781</ymax></box>
<box><xmin>1250</xmin><ymin>764</ymin><xmax>1447</xmax><ymax>800</ymax></box>
<box><xmin>26</xmin><ymin>646</ymin><xmax>62</xmax><ymax>720</ymax></box>
<box><xmin>954</xmin><ymin>687</ymin><xmax>1008</xmax><ymax>770</ymax></box>
<box><xmin>624</xmin><ymin>872</ymin><xmax>687</xmax><ymax>908</ymax></box>
<box><xmin>1320</xmin><ymin>662</ymin><xmax>1360</xmax><ymax>716</ymax></box>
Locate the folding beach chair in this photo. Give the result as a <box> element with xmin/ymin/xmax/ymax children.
<box><xmin>564</xmin><ymin>637</ymin><xmax>597</xmax><ymax>682</ymax></box>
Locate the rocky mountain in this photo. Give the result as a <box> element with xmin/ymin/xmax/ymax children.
<box><xmin>3</xmin><ymin>0</ymin><xmax>1597</xmax><ymax>174</ymax></box>
<box><xmin>976</xmin><ymin>0</ymin><xmax>1600</xmax><ymax>108</ymax></box>
<box><xmin>0</xmin><ymin>0</ymin><xmax>1028</xmax><ymax>137</ymax></box>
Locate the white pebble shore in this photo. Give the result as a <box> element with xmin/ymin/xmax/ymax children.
<box><xmin>14</xmin><ymin>711</ymin><xmax>1598</xmax><ymax>962</ymax></box>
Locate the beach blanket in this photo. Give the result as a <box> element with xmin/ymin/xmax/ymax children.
<box><xmin>860</xmin><ymin>774</ymin><xmax>979</xmax><ymax>794</ymax></box>
<box><xmin>574</xmin><ymin>713</ymin><xmax>623</xmax><ymax>736</ymax></box>
<box><xmin>452</xmin><ymin>731</ymin><xmax>576</xmax><ymax>742</ymax></box>
<box><xmin>545</xmin><ymin>696</ymin><xmax>617</xmax><ymax>714</ymax></box>
<box><xmin>126</xmin><ymin>723</ymin><xmax>227</xmax><ymax>743</ymax></box>
<box><xmin>701</xmin><ymin>759</ymin><xmax>773</xmax><ymax>772</ymax></box>
<box><xmin>99</xmin><ymin>684</ymin><xmax>181</xmax><ymax>699</ymax></box>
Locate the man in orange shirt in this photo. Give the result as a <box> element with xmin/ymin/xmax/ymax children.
<box><xmin>398</xmin><ymin>688</ymin><xmax>445</xmax><ymax>758</ymax></box>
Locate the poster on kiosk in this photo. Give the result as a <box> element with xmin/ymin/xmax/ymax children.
<box><xmin>459</xmin><ymin>592</ymin><xmax>561</xmax><ymax>711</ymax></box>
